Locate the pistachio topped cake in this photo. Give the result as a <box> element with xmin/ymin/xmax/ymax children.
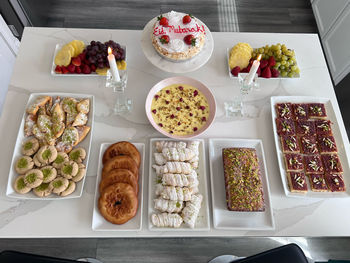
<box><xmin>222</xmin><ymin>148</ymin><xmax>265</xmax><ymax>212</ymax></box>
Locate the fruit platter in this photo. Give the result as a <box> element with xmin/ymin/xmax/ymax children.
<box><xmin>51</xmin><ymin>40</ymin><xmax>126</xmax><ymax>76</ymax></box>
<box><xmin>227</xmin><ymin>43</ymin><xmax>300</xmax><ymax>79</ymax></box>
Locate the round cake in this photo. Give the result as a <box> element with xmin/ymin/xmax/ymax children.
<box><xmin>151</xmin><ymin>11</ymin><xmax>206</xmax><ymax>61</ymax></box>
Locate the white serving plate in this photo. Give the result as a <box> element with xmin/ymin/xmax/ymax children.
<box><xmin>51</xmin><ymin>43</ymin><xmax>127</xmax><ymax>76</ymax></box>
<box><xmin>208</xmin><ymin>138</ymin><xmax>275</xmax><ymax>230</ymax></box>
<box><xmin>92</xmin><ymin>142</ymin><xmax>144</xmax><ymax>231</ymax></box>
<box><xmin>148</xmin><ymin>138</ymin><xmax>210</xmax><ymax>231</ymax></box>
<box><xmin>141</xmin><ymin>16</ymin><xmax>214</xmax><ymax>74</ymax></box>
<box><xmin>271</xmin><ymin>96</ymin><xmax>350</xmax><ymax>198</ymax></box>
<box><xmin>6</xmin><ymin>92</ymin><xmax>94</xmax><ymax>200</ymax></box>
<box><xmin>227</xmin><ymin>48</ymin><xmax>300</xmax><ymax>79</ymax></box>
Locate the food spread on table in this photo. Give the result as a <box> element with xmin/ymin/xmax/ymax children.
<box><xmin>151</xmin><ymin>11</ymin><xmax>206</xmax><ymax>61</ymax></box>
<box><xmin>151</xmin><ymin>84</ymin><xmax>209</xmax><ymax>136</ymax></box>
<box><xmin>274</xmin><ymin>102</ymin><xmax>345</xmax><ymax>193</ymax></box>
<box><xmin>229</xmin><ymin>42</ymin><xmax>300</xmax><ymax>78</ymax></box>
<box><xmin>97</xmin><ymin>141</ymin><xmax>141</xmax><ymax>225</ymax></box>
<box><xmin>151</xmin><ymin>140</ymin><xmax>203</xmax><ymax>228</ymax></box>
<box><xmin>54</xmin><ymin>39</ymin><xmax>126</xmax><ymax>75</ymax></box>
<box><xmin>13</xmin><ymin>95</ymin><xmax>90</xmax><ymax>197</ymax></box>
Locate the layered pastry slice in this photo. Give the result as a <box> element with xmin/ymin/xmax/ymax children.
<box><xmin>284</xmin><ymin>153</ymin><xmax>304</xmax><ymax>171</ymax></box>
<box><xmin>308</xmin><ymin>103</ymin><xmax>327</xmax><ymax>119</ymax></box>
<box><xmin>324</xmin><ymin>173</ymin><xmax>346</xmax><ymax>192</ymax></box>
<box><xmin>276</xmin><ymin>118</ymin><xmax>295</xmax><ymax>136</ymax></box>
<box><xmin>303</xmin><ymin>155</ymin><xmax>324</xmax><ymax>174</ymax></box>
<box><xmin>308</xmin><ymin>174</ymin><xmax>328</xmax><ymax>192</ymax></box>
<box><xmin>287</xmin><ymin>171</ymin><xmax>308</xmax><ymax>193</ymax></box>
<box><xmin>295</xmin><ymin>120</ymin><xmax>316</xmax><ymax>137</ymax></box>
<box><xmin>280</xmin><ymin>135</ymin><xmax>300</xmax><ymax>153</ymax></box>
<box><xmin>292</xmin><ymin>103</ymin><xmax>309</xmax><ymax>120</ymax></box>
<box><xmin>275</xmin><ymin>103</ymin><xmax>293</xmax><ymax>119</ymax></box>
<box><xmin>318</xmin><ymin>135</ymin><xmax>337</xmax><ymax>154</ymax></box>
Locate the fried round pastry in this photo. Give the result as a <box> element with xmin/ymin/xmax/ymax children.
<box><xmin>14</xmin><ymin>175</ymin><xmax>31</xmax><ymax>194</ymax></box>
<box><xmin>102</xmin><ymin>141</ymin><xmax>141</xmax><ymax>168</ymax></box>
<box><xmin>15</xmin><ymin>156</ymin><xmax>34</xmax><ymax>174</ymax></box>
<box><xmin>24</xmin><ymin>169</ymin><xmax>44</xmax><ymax>188</ymax></box>
<box><xmin>99</xmin><ymin>169</ymin><xmax>138</xmax><ymax>194</ymax></box>
<box><xmin>21</xmin><ymin>138</ymin><xmax>40</xmax><ymax>156</ymax></box>
<box><xmin>98</xmin><ymin>183</ymin><xmax>138</xmax><ymax>225</ymax></box>
<box><xmin>102</xmin><ymin>156</ymin><xmax>138</xmax><ymax>179</ymax></box>
<box><xmin>72</xmin><ymin>163</ymin><xmax>86</xmax><ymax>182</ymax></box>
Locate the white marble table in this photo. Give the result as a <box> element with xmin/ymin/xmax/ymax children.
<box><xmin>0</xmin><ymin>27</ymin><xmax>349</xmax><ymax>237</ymax></box>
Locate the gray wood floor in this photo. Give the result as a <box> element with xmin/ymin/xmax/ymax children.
<box><xmin>6</xmin><ymin>0</ymin><xmax>350</xmax><ymax>262</ymax></box>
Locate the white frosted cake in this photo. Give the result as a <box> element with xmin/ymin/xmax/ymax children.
<box><xmin>151</xmin><ymin>11</ymin><xmax>206</xmax><ymax>61</ymax></box>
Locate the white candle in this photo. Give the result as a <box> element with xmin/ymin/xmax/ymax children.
<box><xmin>107</xmin><ymin>47</ymin><xmax>120</xmax><ymax>82</ymax></box>
<box><xmin>244</xmin><ymin>54</ymin><xmax>262</xmax><ymax>85</ymax></box>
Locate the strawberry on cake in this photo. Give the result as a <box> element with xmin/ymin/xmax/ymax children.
<box><xmin>151</xmin><ymin>11</ymin><xmax>206</xmax><ymax>61</ymax></box>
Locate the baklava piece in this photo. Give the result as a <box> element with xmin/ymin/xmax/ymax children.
<box><xmin>280</xmin><ymin>135</ymin><xmax>300</xmax><ymax>153</ymax></box>
<box><xmin>308</xmin><ymin>174</ymin><xmax>328</xmax><ymax>192</ymax></box>
<box><xmin>276</xmin><ymin>118</ymin><xmax>295</xmax><ymax>136</ymax></box>
<box><xmin>300</xmin><ymin>136</ymin><xmax>319</xmax><ymax>154</ymax></box>
<box><xmin>295</xmin><ymin>120</ymin><xmax>316</xmax><ymax>136</ymax></box>
<box><xmin>275</xmin><ymin>103</ymin><xmax>293</xmax><ymax>119</ymax></box>
<box><xmin>322</xmin><ymin>154</ymin><xmax>343</xmax><ymax>173</ymax></box>
<box><xmin>292</xmin><ymin>103</ymin><xmax>309</xmax><ymax>120</ymax></box>
<box><xmin>318</xmin><ymin>135</ymin><xmax>337</xmax><ymax>154</ymax></box>
<box><xmin>284</xmin><ymin>153</ymin><xmax>304</xmax><ymax>171</ymax></box>
<box><xmin>315</xmin><ymin>120</ymin><xmax>333</xmax><ymax>136</ymax></box>
<box><xmin>308</xmin><ymin>103</ymin><xmax>327</xmax><ymax>119</ymax></box>
<box><xmin>287</xmin><ymin>172</ymin><xmax>308</xmax><ymax>193</ymax></box>
<box><xmin>303</xmin><ymin>155</ymin><xmax>324</xmax><ymax>174</ymax></box>
<box><xmin>325</xmin><ymin>173</ymin><xmax>346</xmax><ymax>192</ymax></box>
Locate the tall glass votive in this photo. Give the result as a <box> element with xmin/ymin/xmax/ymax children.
<box><xmin>105</xmin><ymin>69</ymin><xmax>132</xmax><ymax>115</ymax></box>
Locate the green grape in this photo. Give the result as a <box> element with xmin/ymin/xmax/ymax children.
<box><xmin>265</xmin><ymin>45</ymin><xmax>269</xmax><ymax>50</ymax></box>
<box><xmin>282</xmin><ymin>55</ymin><xmax>287</xmax><ymax>61</ymax></box>
<box><xmin>268</xmin><ymin>51</ymin><xmax>273</xmax><ymax>57</ymax></box>
<box><xmin>276</xmin><ymin>54</ymin><xmax>282</xmax><ymax>60</ymax></box>
<box><xmin>288</xmin><ymin>72</ymin><xmax>294</xmax><ymax>78</ymax></box>
<box><xmin>258</xmin><ymin>48</ymin><xmax>264</xmax><ymax>53</ymax></box>
<box><xmin>275</xmin><ymin>62</ymin><xmax>281</xmax><ymax>68</ymax></box>
<box><xmin>285</xmin><ymin>62</ymin><xmax>290</xmax><ymax>67</ymax></box>
<box><xmin>252</xmin><ymin>52</ymin><xmax>256</xmax><ymax>58</ymax></box>
<box><xmin>280</xmin><ymin>65</ymin><xmax>285</xmax><ymax>70</ymax></box>
<box><xmin>291</xmin><ymin>65</ymin><xmax>297</xmax><ymax>71</ymax></box>
<box><xmin>281</xmin><ymin>60</ymin><xmax>286</xmax><ymax>65</ymax></box>
<box><xmin>288</xmin><ymin>59</ymin><xmax>294</xmax><ymax>65</ymax></box>
<box><xmin>295</xmin><ymin>67</ymin><xmax>300</xmax><ymax>74</ymax></box>
<box><xmin>281</xmin><ymin>71</ymin><xmax>288</xmax><ymax>77</ymax></box>
<box><xmin>276</xmin><ymin>50</ymin><xmax>282</xmax><ymax>56</ymax></box>
<box><xmin>271</xmin><ymin>45</ymin><xmax>276</xmax><ymax>51</ymax></box>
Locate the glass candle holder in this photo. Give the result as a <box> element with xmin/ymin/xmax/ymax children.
<box><xmin>105</xmin><ymin>69</ymin><xmax>132</xmax><ymax>115</ymax></box>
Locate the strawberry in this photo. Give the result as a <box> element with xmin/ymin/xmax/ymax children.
<box><xmin>260</xmin><ymin>59</ymin><xmax>268</xmax><ymax>69</ymax></box>
<box><xmin>241</xmin><ymin>67</ymin><xmax>249</xmax><ymax>73</ymax></box>
<box><xmin>268</xmin><ymin>56</ymin><xmax>276</xmax><ymax>67</ymax></box>
<box><xmin>261</xmin><ymin>66</ymin><xmax>272</xmax><ymax>78</ymax></box>
<box><xmin>271</xmin><ymin>68</ymin><xmax>280</xmax><ymax>78</ymax></box>
<box><xmin>231</xmin><ymin>66</ymin><xmax>240</xmax><ymax>76</ymax></box>
<box><xmin>182</xmin><ymin>14</ymin><xmax>193</xmax><ymax>24</ymax></box>
<box><xmin>157</xmin><ymin>15</ymin><xmax>169</xmax><ymax>27</ymax></box>
<box><xmin>62</xmin><ymin>66</ymin><xmax>69</xmax><ymax>74</ymax></box>
<box><xmin>54</xmin><ymin>65</ymin><xmax>62</xmax><ymax>74</ymax></box>
<box><xmin>67</xmin><ymin>64</ymin><xmax>76</xmax><ymax>73</ymax></box>
<box><xmin>90</xmin><ymin>64</ymin><xmax>96</xmax><ymax>72</ymax></box>
<box><xmin>160</xmin><ymin>35</ymin><xmax>170</xmax><ymax>44</ymax></box>
<box><xmin>75</xmin><ymin>65</ymin><xmax>82</xmax><ymax>74</ymax></box>
<box><xmin>184</xmin><ymin>34</ymin><xmax>196</xmax><ymax>46</ymax></box>
<box><xmin>257</xmin><ymin>67</ymin><xmax>261</xmax><ymax>77</ymax></box>
<box><xmin>71</xmin><ymin>56</ymin><xmax>81</xmax><ymax>67</ymax></box>
<box><xmin>78</xmin><ymin>52</ymin><xmax>86</xmax><ymax>60</ymax></box>
<box><xmin>82</xmin><ymin>64</ymin><xmax>91</xmax><ymax>74</ymax></box>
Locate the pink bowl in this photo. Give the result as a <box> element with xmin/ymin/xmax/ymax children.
<box><xmin>145</xmin><ymin>76</ymin><xmax>216</xmax><ymax>139</ymax></box>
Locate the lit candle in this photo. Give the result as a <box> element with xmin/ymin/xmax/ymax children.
<box><xmin>244</xmin><ymin>54</ymin><xmax>262</xmax><ymax>85</ymax></box>
<box><xmin>107</xmin><ymin>47</ymin><xmax>120</xmax><ymax>82</ymax></box>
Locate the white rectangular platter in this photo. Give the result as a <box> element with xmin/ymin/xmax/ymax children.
<box><xmin>51</xmin><ymin>43</ymin><xmax>126</xmax><ymax>76</ymax></box>
<box><xmin>148</xmin><ymin>138</ymin><xmax>210</xmax><ymax>231</ymax></box>
<box><xmin>92</xmin><ymin>142</ymin><xmax>144</xmax><ymax>231</ymax></box>
<box><xmin>208</xmin><ymin>138</ymin><xmax>275</xmax><ymax>230</ymax></box>
<box><xmin>6</xmin><ymin>92</ymin><xmax>94</xmax><ymax>200</ymax></box>
<box><xmin>227</xmin><ymin>48</ymin><xmax>300</xmax><ymax>79</ymax></box>
<box><xmin>271</xmin><ymin>96</ymin><xmax>350</xmax><ymax>198</ymax></box>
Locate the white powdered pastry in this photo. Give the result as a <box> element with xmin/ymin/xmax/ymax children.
<box><xmin>152</xmin><ymin>162</ymin><xmax>193</xmax><ymax>175</ymax></box>
<box><xmin>155</xmin><ymin>141</ymin><xmax>187</xmax><ymax>153</ymax></box>
<box><xmin>154</xmin><ymin>198</ymin><xmax>184</xmax><ymax>213</ymax></box>
<box><xmin>154</xmin><ymin>153</ymin><xmax>167</xmax><ymax>166</ymax></box>
<box><xmin>152</xmin><ymin>213</ymin><xmax>183</xmax><ymax>228</ymax></box>
<box><xmin>181</xmin><ymin>194</ymin><xmax>203</xmax><ymax>228</ymax></box>
<box><xmin>162</xmin><ymin>147</ymin><xmax>196</xmax><ymax>162</ymax></box>
<box><xmin>161</xmin><ymin>170</ymin><xmax>199</xmax><ymax>188</ymax></box>
<box><xmin>155</xmin><ymin>184</ymin><xmax>193</xmax><ymax>201</ymax></box>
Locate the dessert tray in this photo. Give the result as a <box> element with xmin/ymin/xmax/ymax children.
<box><xmin>6</xmin><ymin>92</ymin><xmax>94</xmax><ymax>200</ymax></box>
<box><xmin>148</xmin><ymin>138</ymin><xmax>210</xmax><ymax>231</ymax></box>
<box><xmin>271</xmin><ymin>96</ymin><xmax>350</xmax><ymax>198</ymax></box>
<box><xmin>208</xmin><ymin>138</ymin><xmax>275</xmax><ymax>230</ymax></box>
<box><xmin>50</xmin><ymin>43</ymin><xmax>127</xmax><ymax>76</ymax></box>
<box><xmin>92</xmin><ymin>142</ymin><xmax>145</xmax><ymax>231</ymax></box>
<box><xmin>141</xmin><ymin>16</ymin><xmax>214</xmax><ymax>74</ymax></box>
